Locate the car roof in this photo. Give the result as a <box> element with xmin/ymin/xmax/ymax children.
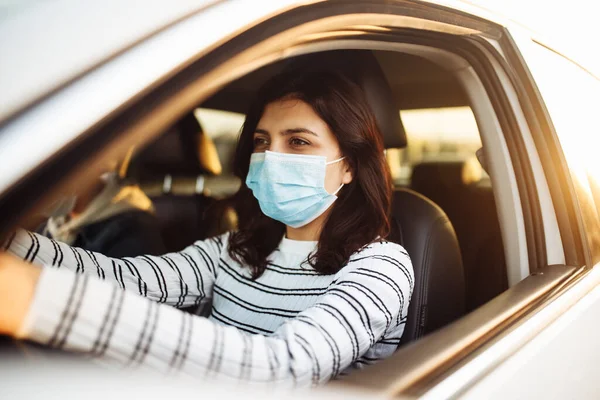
<box><xmin>202</xmin><ymin>50</ymin><xmax>468</xmax><ymax>113</ymax></box>
<box><xmin>0</xmin><ymin>0</ymin><xmax>218</xmax><ymax>124</ymax></box>
<box><xmin>3</xmin><ymin>0</ymin><xmax>589</xmax><ymax>127</ymax></box>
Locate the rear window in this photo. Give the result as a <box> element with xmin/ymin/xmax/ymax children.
<box><xmin>195</xmin><ymin>108</ymin><xmax>244</xmax><ymax>174</ymax></box>
<box><xmin>387</xmin><ymin>106</ymin><xmax>483</xmax><ymax>185</ymax></box>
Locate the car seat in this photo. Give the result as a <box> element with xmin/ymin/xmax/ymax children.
<box><xmin>411</xmin><ymin>160</ymin><xmax>507</xmax><ymax>310</ymax></box>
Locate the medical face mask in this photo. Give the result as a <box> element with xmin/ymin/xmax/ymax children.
<box><xmin>246</xmin><ymin>150</ymin><xmax>345</xmax><ymax>228</ymax></box>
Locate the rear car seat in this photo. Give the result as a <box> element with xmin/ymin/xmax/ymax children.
<box><xmin>410</xmin><ymin>160</ymin><xmax>507</xmax><ymax>310</ymax></box>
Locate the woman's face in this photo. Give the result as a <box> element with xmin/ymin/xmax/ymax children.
<box><xmin>253</xmin><ymin>98</ymin><xmax>353</xmax><ymax>194</ymax></box>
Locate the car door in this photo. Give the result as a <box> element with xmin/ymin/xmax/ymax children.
<box><xmin>0</xmin><ymin>0</ymin><xmax>595</xmax><ymax>398</ymax></box>
<box><xmin>347</xmin><ymin>7</ymin><xmax>600</xmax><ymax>398</ymax></box>
<box><xmin>451</xmin><ymin>27</ymin><xmax>600</xmax><ymax>400</ymax></box>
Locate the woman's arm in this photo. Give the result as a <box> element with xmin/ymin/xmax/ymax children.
<box><xmin>3</xmin><ymin>229</ymin><xmax>226</xmax><ymax>308</ymax></box>
<box><xmin>0</xmin><ymin>242</ymin><xmax>413</xmax><ymax>387</ymax></box>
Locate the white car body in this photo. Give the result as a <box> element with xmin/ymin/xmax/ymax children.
<box><xmin>1</xmin><ymin>1</ymin><xmax>599</xmax><ymax>398</ymax></box>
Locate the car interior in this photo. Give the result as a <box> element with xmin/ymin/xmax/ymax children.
<box><xmin>113</xmin><ymin>49</ymin><xmax>508</xmax><ymax>347</ymax></box>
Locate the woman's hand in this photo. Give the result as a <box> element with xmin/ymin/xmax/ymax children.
<box><xmin>0</xmin><ymin>252</ymin><xmax>41</xmax><ymax>337</ymax></box>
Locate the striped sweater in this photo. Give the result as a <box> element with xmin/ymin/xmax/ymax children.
<box><xmin>5</xmin><ymin>230</ymin><xmax>414</xmax><ymax>387</ymax></box>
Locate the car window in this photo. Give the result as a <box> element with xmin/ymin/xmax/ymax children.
<box><xmin>195</xmin><ymin>108</ymin><xmax>245</xmax><ymax>140</ymax></box>
<box><xmin>194</xmin><ymin>108</ymin><xmax>245</xmax><ymax>175</ymax></box>
<box><xmin>386</xmin><ymin>106</ymin><xmax>485</xmax><ymax>186</ymax></box>
<box><xmin>520</xmin><ymin>42</ymin><xmax>600</xmax><ymax>259</ymax></box>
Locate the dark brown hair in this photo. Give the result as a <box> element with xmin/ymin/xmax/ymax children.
<box><xmin>228</xmin><ymin>68</ymin><xmax>392</xmax><ymax>278</ymax></box>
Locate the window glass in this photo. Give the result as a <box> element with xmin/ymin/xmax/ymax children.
<box><xmin>520</xmin><ymin>42</ymin><xmax>600</xmax><ymax>259</ymax></box>
<box><xmin>387</xmin><ymin>106</ymin><xmax>483</xmax><ymax>185</ymax></box>
<box><xmin>194</xmin><ymin>108</ymin><xmax>244</xmax><ymax>174</ymax></box>
<box><xmin>522</xmin><ymin>44</ymin><xmax>600</xmax><ymax>194</ymax></box>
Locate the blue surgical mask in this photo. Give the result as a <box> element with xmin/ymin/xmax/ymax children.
<box><xmin>246</xmin><ymin>150</ymin><xmax>345</xmax><ymax>228</ymax></box>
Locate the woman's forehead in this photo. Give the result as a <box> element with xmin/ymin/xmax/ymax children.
<box><xmin>258</xmin><ymin>99</ymin><xmax>330</xmax><ymax>134</ymax></box>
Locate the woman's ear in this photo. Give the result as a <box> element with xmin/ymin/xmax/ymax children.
<box><xmin>342</xmin><ymin>162</ymin><xmax>354</xmax><ymax>185</ymax></box>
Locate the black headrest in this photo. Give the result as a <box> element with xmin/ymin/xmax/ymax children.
<box><xmin>411</xmin><ymin>159</ymin><xmax>483</xmax><ymax>191</ymax></box>
<box><xmin>128</xmin><ymin>113</ymin><xmax>222</xmax><ymax>181</ymax></box>
<box><xmin>284</xmin><ymin>50</ymin><xmax>407</xmax><ymax>149</ymax></box>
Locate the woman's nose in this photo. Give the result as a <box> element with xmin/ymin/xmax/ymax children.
<box><xmin>268</xmin><ymin>140</ymin><xmax>286</xmax><ymax>154</ymax></box>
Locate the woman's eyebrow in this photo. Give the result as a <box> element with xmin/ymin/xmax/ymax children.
<box><xmin>254</xmin><ymin>128</ymin><xmax>269</xmax><ymax>135</ymax></box>
<box><xmin>282</xmin><ymin>128</ymin><xmax>318</xmax><ymax>136</ymax></box>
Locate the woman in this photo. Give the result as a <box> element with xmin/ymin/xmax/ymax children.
<box><xmin>0</xmin><ymin>69</ymin><xmax>414</xmax><ymax>387</ymax></box>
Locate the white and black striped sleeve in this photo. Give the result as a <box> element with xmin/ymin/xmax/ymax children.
<box><xmin>4</xmin><ymin>229</ymin><xmax>225</xmax><ymax>308</ymax></box>
<box><xmin>19</xmin><ymin>242</ymin><xmax>413</xmax><ymax>387</ymax></box>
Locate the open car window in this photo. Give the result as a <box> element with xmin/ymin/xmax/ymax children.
<box><xmin>194</xmin><ymin>108</ymin><xmax>244</xmax><ymax>176</ymax></box>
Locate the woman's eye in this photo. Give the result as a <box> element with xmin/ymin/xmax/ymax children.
<box><xmin>290</xmin><ymin>137</ymin><xmax>310</xmax><ymax>147</ymax></box>
<box><xmin>253</xmin><ymin>137</ymin><xmax>269</xmax><ymax>148</ymax></box>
